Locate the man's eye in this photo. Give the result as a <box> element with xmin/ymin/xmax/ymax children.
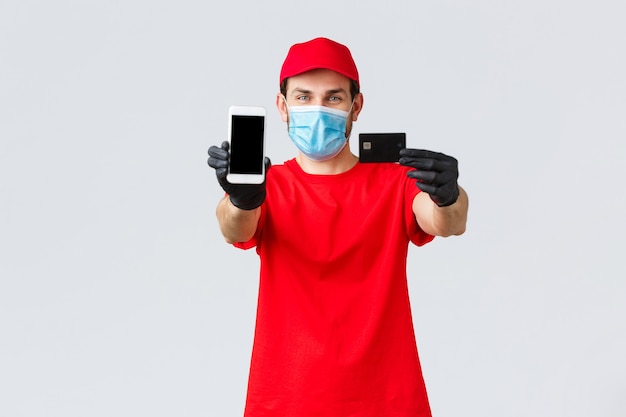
<box><xmin>296</xmin><ymin>96</ymin><xmax>309</xmax><ymax>101</ymax></box>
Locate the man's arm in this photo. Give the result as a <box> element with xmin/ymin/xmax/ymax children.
<box><xmin>208</xmin><ymin>141</ymin><xmax>270</xmax><ymax>244</ymax></box>
<box><xmin>399</xmin><ymin>148</ymin><xmax>468</xmax><ymax>237</ymax></box>
<box><xmin>413</xmin><ymin>185</ymin><xmax>468</xmax><ymax>237</ymax></box>
<box><xmin>216</xmin><ymin>196</ymin><xmax>262</xmax><ymax>244</ymax></box>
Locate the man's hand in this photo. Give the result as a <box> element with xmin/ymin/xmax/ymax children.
<box><xmin>207</xmin><ymin>141</ymin><xmax>271</xmax><ymax>210</ymax></box>
<box><xmin>399</xmin><ymin>148</ymin><xmax>459</xmax><ymax>207</ymax></box>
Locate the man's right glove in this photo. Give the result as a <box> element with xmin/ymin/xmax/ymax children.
<box><xmin>207</xmin><ymin>141</ymin><xmax>271</xmax><ymax>210</ymax></box>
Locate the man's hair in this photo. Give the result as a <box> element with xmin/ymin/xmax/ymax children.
<box><xmin>280</xmin><ymin>78</ymin><xmax>360</xmax><ymax>101</ymax></box>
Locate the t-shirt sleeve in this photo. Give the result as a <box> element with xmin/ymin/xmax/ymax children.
<box><xmin>232</xmin><ymin>203</ymin><xmax>266</xmax><ymax>250</ymax></box>
<box><xmin>404</xmin><ymin>174</ymin><xmax>435</xmax><ymax>247</ymax></box>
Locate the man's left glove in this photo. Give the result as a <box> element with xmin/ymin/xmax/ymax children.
<box><xmin>399</xmin><ymin>148</ymin><xmax>459</xmax><ymax>207</ymax></box>
<box><xmin>207</xmin><ymin>141</ymin><xmax>271</xmax><ymax>210</ymax></box>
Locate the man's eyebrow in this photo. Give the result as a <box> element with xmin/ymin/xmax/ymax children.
<box><xmin>291</xmin><ymin>87</ymin><xmax>312</xmax><ymax>95</ymax></box>
<box><xmin>325</xmin><ymin>88</ymin><xmax>348</xmax><ymax>95</ymax></box>
<box><xmin>290</xmin><ymin>87</ymin><xmax>348</xmax><ymax>96</ymax></box>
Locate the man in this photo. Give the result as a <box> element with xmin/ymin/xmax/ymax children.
<box><xmin>208</xmin><ymin>37</ymin><xmax>468</xmax><ymax>417</ymax></box>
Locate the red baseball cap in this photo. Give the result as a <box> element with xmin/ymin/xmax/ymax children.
<box><xmin>279</xmin><ymin>37</ymin><xmax>359</xmax><ymax>87</ymax></box>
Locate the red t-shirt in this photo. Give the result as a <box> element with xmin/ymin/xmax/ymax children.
<box><xmin>235</xmin><ymin>159</ymin><xmax>435</xmax><ymax>417</ymax></box>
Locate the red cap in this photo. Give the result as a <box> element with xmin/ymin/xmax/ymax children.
<box><xmin>279</xmin><ymin>37</ymin><xmax>359</xmax><ymax>87</ymax></box>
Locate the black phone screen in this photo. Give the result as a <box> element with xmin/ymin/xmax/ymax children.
<box><xmin>229</xmin><ymin>115</ymin><xmax>265</xmax><ymax>174</ymax></box>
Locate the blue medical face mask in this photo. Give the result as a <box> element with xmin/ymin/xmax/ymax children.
<box><xmin>286</xmin><ymin>102</ymin><xmax>353</xmax><ymax>161</ymax></box>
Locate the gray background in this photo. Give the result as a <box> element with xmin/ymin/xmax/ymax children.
<box><xmin>1</xmin><ymin>0</ymin><xmax>625</xmax><ymax>416</ymax></box>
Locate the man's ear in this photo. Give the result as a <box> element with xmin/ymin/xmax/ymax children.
<box><xmin>351</xmin><ymin>93</ymin><xmax>364</xmax><ymax>122</ymax></box>
<box><xmin>276</xmin><ymin>93</ymin><xmax>288</xmax><ymax>123</ymax></box>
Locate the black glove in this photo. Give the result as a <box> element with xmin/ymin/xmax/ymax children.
<box><xmin>399</xmin><ymin>148</ymin><xmax>459</xmax><ymax>207</ymax></box>
<box><xmin>207</xmin><ymin>141</ymin><xmax>271</xmax><ymax>210</ymax></box>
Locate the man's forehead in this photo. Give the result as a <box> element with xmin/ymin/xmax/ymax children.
<box><xmin>286</xmin><ymin>71</ymin><xmax>351</xmax><ymax>95</ymax></box>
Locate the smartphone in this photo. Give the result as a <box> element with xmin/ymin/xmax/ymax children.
<box><xmin>226</xmin><ymin>105</ymin><xmax>266</xmax><ymax>184</ymax></box>
<box><xmin>358</xmin><ymin>133</ymin><xmax>406</xmax><ymax>163</ymax></box>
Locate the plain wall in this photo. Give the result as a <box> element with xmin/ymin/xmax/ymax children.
<box><xmin>1</xmin><ymin>0</ymin><xmax>625</xmax><ymax>416</ymax></box>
